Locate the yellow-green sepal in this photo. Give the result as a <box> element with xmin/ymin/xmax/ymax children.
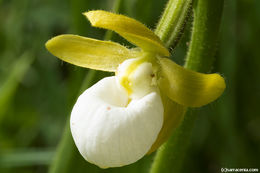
<box><xmin>45</xmin><ymin>34</ymin><xmax>138</xmax><ymax>72</ymax></box>
<box><xmin>148</xmin><ymin>94</ymin><xmax>186</xmax><ymax>154</ymax></box>
<box><xmin>158</xmin><ymin>58</ymin><xmax>226</xmax><ymax>107</ymax></box>
<box><xmin>84</xmin><ymin>10</ymin><xmax>170</xmax><ymax>57</ymax></box>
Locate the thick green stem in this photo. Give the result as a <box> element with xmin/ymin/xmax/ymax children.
<box><xmin>185</xmin><ymin>0</ymin><xmax>224</xmax><ymax>72</ymax></box>
<box><xmin>150</xmin><ymin>0</ymin><xmax>224</xmax><ymax>173</ymax></box>
<box><xmin>155</xmin><ymin>0</ymin><xmax>192</xmax><ymax>49</ymax></box>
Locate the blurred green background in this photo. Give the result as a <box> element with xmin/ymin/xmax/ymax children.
<box><xmin>0</xmin><ymin>0</ymin><xmax>259</xmax><ymax>172</ymax></box>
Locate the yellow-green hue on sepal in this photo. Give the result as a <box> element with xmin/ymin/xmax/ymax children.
<box><xmin>158</xmin><ymin>58</ymin><xmax>226</xmax><ymax>107</ymax></box>
<box><xmin>84</xmin><ymin>10</ymin><xmax>170</xmax><ymax>57</ymax></box>
<box><xmin>148</xmin><ymin>94</ymin><xmax>186</xmax><ymax>153</ymax></box>
<box><xmin>45</xmin><ymin>34</ymin><xmax>139</xmax><ymax>72</ymax></box>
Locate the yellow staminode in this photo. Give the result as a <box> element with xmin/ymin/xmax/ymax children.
<box><xmin>117</xmin><ymin>55</ymin><xmax>156</xmax><ymax>96</ymax></box>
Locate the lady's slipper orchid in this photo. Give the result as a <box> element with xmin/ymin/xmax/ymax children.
<box><xmin>45</xmin><ymin>10</ymin><xmax>225</xmax><ymax>168</ymax></box>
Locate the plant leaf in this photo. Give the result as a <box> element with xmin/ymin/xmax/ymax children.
<box><xmin>0</xmin><ymin>52</ymin><xmax>34</xmax><ymax>118</ymax></box>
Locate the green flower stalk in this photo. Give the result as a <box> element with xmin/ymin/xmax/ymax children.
<box><xmin>45</xmin><ymin>10</ymin><xmax>225</xmax><ymax>168</ymax></box>
<box><xmin>150</xmin><ymin>0</ymin><xmax>225</xmax><ymax>172</ymax></box>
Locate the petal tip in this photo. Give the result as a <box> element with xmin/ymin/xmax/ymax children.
<box><xmin>83</xmin><ymin>10</ymin><xmax>104</xmax><ymax>26</ymax></box>
<box><xmin>192</xmin><ymin>73</ymin><xmax>226</xmax><ymax>107</ymax></box>
<box><xmin>209</xmin><ymin>73</ymin><xmax>226</xmax><ymax>92</ymax></box>
<box><xmin>45</xmin><ymin>35</ymin><xmax>65</xmax><ymax>54</ymax></box>
<box><xmin>217</xmin><ymin>74</ymin><xmax>226</xmax><ymax>90</ymax></box>
<box><xmin>45</xmin><ymin>37</ymin><xmax>56</xmax><ymax>53</ymax></box>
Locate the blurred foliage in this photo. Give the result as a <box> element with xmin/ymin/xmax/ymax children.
<box><xmin>0</xmin><ymin>0</ymin><xmax>259</xmax><ymax>173</ymax></box>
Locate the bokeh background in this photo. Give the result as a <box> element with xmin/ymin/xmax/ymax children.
<box><xmin>0</xmin><ymin>0</ymin><xmax>259</xmax><ymax>173</ymax></box>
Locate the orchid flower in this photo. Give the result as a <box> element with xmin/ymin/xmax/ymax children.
<box><xmin>45</xmin><ymin>10</ymin><xmax>225</xmax><ymax>168</ymax></box>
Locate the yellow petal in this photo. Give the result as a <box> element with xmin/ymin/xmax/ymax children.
<box><xmin>148</xmin><ymin>94</ymin><xmax>186</xmax><ymax>154</ymax></box>
<box><xmin>158</xmin><ymin>58</ymin><xmax>226</xmax><ymax>107</ymax></box>
<box><xmin>45</xmin><ymin>34</ymin><xmax>138</xmax><ymax>72</ymax></box>
<box><xmin>84</xmin><ymin>10</ymin><xmax>169</xmax><ymax>57</ymax></box>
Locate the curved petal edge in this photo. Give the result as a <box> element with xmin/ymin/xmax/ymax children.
<box><xmin>158</xmin><ymin>58</ymin><xmax>226</xmax><ymax>107</ymax></box>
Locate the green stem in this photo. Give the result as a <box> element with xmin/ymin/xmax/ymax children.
<box><xmin>185</xmin><ymin>0</ymin><xmax>224</xmax><ymax>72</ymax></box>
<box><xmin>155</xmin><ymin>0</ymin><xmax>192</xmax><ymax>49</ymax></box>
<box><xmin>150</xmin><ymin>0</ymin><xmax>224</xmax><ymax>173</ymax></box>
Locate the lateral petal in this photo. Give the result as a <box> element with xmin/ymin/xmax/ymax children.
<box><xmin>70</xmin><ymin>76</ymin><xmax>164</xmax><ymax>168</ymax></box>
<box><xmin>84</xmin><ymin>10</ymin><xmax>169</xmax><ymax>57</ymax></box>
<box><xmin>46</xmin><ymin>34</ymin><xmax>138</xmax><ymax>72</ymax></box>
<box><xmin>158</xmin><ymin>58</ymin><xmax>226</xmax><ymax>107</ymax></box>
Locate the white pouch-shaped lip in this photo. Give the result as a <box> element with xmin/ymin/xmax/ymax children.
<box><xmin>70</xmin><ymin>76</ymin><xmax>164</xmax><ymax>168</ymax></box>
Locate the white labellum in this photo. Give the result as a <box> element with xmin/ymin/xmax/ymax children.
<box><xmin>70</xmin><ymin>76</ymin><xmax>163</xmax><ymax>168</ymax></box>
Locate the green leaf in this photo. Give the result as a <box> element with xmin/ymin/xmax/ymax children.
<box><xmin>0</xmin><ymin>149</ymin><xmax>54</xmax><ymax>167</ymax></box>
<box><xmin>0</xmin><ymin>52</ymin><xmax>34</xmax><ymax>119</ymax></box>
